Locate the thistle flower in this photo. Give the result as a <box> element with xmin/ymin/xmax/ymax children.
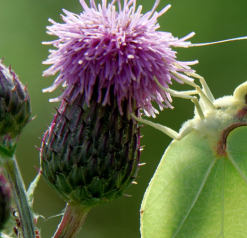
<box><xmin>41</xmin><ymin>1</ymin><xmax>199</xmax><ymax>237</ymax></box>
<box><xmin>43</xmin><ymin>0</ymin><xmax>197</xmax><ymax>117</ymax></box>
<box><xmin>0</xmin><ymin>61</ymin><xmax>31</xmax><ymax>139</ymax></box>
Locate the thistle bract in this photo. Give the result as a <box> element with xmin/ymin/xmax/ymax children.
<box><xmin>40</xmin><ymin>85</ymin><xmax>140</xmax><ymax>207</ymax></box>
<box><xmin>0</xmin><ymin>62</ymin><xmax>31</xmax><ymax>138</ymax></box>
<box><xmin>43</xmin><ymin>0</ymin><xmax>197</xmax><ymax>117</ymax></box>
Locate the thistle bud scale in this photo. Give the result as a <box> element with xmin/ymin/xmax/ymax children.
<box><xmin>41</xmin><ymin>88</ymin><xmax>140</xmax><ymax>207</ymax></box>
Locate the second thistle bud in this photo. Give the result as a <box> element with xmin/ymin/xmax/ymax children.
<box><xmin>0</xmin><ymin>62</ymin><xmax>31</xmax><ymax>139</ymax></box>
<box><xmin>40</xmin><ymin>86</ymin><xmax>141</xmax><ymax>207</ymax></box>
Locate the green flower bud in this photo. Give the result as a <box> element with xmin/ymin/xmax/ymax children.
<box><xmin>0</xmin><ymin>62</ymin><xmax>31</xmax><ymax>138</ymax></box>
<box><xmin>0</xmin><ymin>171</ymin><xmax>11</xmax><ymax>231</ymax></box>
<box><xmin>40</xmin><ymin>89</ymin><xmax>141</xmax><ymax>208</ymax></box>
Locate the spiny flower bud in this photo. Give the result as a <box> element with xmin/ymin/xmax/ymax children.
<box><xmin>40</xmin><ymin>86</ymin><xmax>140</xmax><ymax>207</ymax></box>
<box><xmin>0</xmin><ymin>61</ymin><xmax>31</xmax><ymax>138</ymax></box>
<box><xmin>0</xmin><ymin>171</ymin><xmax>11</xmax><ymax>231</ymax></box>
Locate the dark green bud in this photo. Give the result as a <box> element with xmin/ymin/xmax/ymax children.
<box><xmin>0</xmin><ymin>170</ymin><xmax>11</xmax><ymax>231</ymax></box>
<box><xmin>0</xmin><ymin>62</ymin><xmax>31</xmax><ymax>138</ymax></box>
<box><xmin>40</xmin><ymin>88</ymin><xmax>141</xmax><ymax>208</ymax></box>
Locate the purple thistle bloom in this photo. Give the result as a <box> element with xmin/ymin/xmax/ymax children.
<box><xmin>43</xmin><ymin>0</ymin><xmax>197</xmax><ymax>117</ymax></box>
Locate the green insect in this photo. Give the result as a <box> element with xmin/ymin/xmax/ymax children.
<box><xmin>133</xmin><ymin>77</ymin><xmax>247</xmax><ymax>237</ymax></box>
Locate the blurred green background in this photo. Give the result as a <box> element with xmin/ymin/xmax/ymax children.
<box><xmin>0</xmin><ymin>0</ymin><xmax>247</xmax><ymax>237</ymax></box>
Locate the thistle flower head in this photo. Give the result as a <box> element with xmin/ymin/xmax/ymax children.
<box><xmin>43</xmin><ymin>0</ymin><xmax>197</xmax><ymax>117</ymax></box>
<box><xmin>0</xmin><ymin>61</ymin><xmax>31</xmax><ymax>138</ymax></box>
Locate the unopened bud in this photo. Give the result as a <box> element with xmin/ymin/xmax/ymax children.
<box><xmin>0</xmin><ymin>61</ymin><xmax>31</xmax><ymax>138</ymax></box>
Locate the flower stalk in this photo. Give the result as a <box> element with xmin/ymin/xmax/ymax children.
<box><xmin>53</xmin><ymin>203</ymin><xmax>91</xmax><ymax>238</ymax></box>
<box><xmin>3</xmin><ymin>154</ymin><xmax>35</xmax><ymax>238</ymax></box>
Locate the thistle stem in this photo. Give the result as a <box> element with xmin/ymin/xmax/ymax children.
<box><xmin>53</xmin><ymin>203</ymin><xmax>91</xmax><ymax>238</ymax></box>
<box><xmin>3</xmin><ymin>155</ymin><xmax>36</xmax><ymax>238</ymax></box>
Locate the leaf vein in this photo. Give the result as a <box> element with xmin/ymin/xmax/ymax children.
<box><xmin>172</xmin><ymin>158</ymin><xmax>217</xmax><ymax>238</ymax></box>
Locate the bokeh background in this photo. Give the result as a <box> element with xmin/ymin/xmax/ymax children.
<box><xmin>1</xmin><ymin>0</ymin><xmax>247</xmax><ymax>237</ymax></box>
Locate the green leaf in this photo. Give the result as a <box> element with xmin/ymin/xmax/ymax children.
<box><xmin>141</xmin><ymin>128</ymin><xmax>247</xmax><ymax>238</ymax></box>
<box><xmin>27</xmin><ymin>172</ymin><xmax>41</xmax><ymax>206</ymax></box>
<box><xmin>226</xmin><ymin>126</ymin><xmax>247</xmax><ymax>182</ymax></box>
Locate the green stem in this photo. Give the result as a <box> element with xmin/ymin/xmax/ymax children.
<box><xmin>53</xmin><ymin>203</ymin><xmax>91</xmax><ymax>238</ymax></box>
<box><xmin>3</xmin><ymin>155</ymin><xmax>36</xmax><ymax>238</ymax></box>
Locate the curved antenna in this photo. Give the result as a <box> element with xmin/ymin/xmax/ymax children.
<box><xmin>190</xmin><ymin>36</ymin><xmax>247</xmax><ymax>47</ymax></box>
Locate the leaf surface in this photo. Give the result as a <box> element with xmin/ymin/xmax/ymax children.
<box><xmin>141</xmin><ymin>127</ymin><xmax>247</xmax><ymax>238</ymax></box>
